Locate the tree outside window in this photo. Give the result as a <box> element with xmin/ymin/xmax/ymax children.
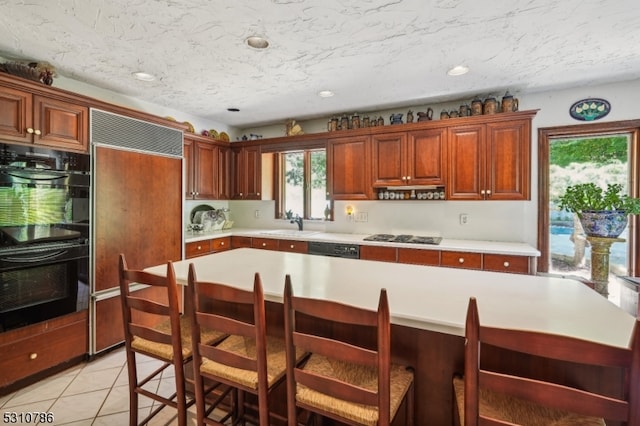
<box><xmin>281</xmin><ymin>149</ymin><xmax>327</xmax><ymax>220</ymax></box>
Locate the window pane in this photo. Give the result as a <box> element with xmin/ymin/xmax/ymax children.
<box><xmin>310</xmin><ymin>150</ymin><xmax>327</xmax><ymax>219</ymax></box>
<box><xmin>284</xmin><ymin>152</ymin><xmax>304</xmax><ymax>217</ymax></box>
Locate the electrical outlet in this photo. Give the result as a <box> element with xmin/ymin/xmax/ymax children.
<box><xmin>460</xmin><ymin>213</ymin><xmax>468</xmax><ymax>225</ymax></box>
<box><xmin>254</xmin><ymin>210</ymin><xmax>260</xmax><ymax>219</ymax></box>
<box><xmin>355</xmin><ymin>212</ymin><xmax>368</xmax><ymax>222</ymax></box>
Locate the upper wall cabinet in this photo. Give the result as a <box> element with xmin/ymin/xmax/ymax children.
<box><xmin>372</xmin><ymin>127</ymin><xmax>447</xmax><ymax>187</ymax></box>
<box><xmin>327</xmin><ymin>135</ymin><xmax>372</xmax><ymax>200</ymax></box>
<box><xmin>447</xmin><ymin>116</ymin><xmax>532</xmax><ymax>200</ymax></box>
<box><xmin>0</xmin><ymin>85</ymin><xmax>89</xmax><ymax>152</ymax></box>
<box><xmin>184</xmin><ymin>134</ymin><xmax>229</xmax><ymax>200</ymax></box>
<box><xmin>231</xmin><ymin>144</ymin><xmax>262</xmax><ymax>199</ymax></box>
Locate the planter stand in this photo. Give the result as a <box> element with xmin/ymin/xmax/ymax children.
<box><xmin>586</xmin><ymin>236</ymin><xmax>625</xmax><ymax>297</ymax></box>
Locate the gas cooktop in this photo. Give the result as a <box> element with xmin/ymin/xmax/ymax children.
<box><xmin>363</xmin><ymin>234</ymin><xmax>442</xmax><ymax>245</ymax></box>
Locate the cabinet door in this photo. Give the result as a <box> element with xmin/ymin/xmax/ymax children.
<box><xmin>278</xmin><ymin>239</ymin><xmax>308</xmax><ymax>253</ymax></box>
<box><xmin>244</xmin><ymin>145</ymin><xmax>262</xmax><ymax>199</ymax></box>
<box><xmin>0</xmin><ymin>86</ymin><xmax>33</xmax><ymax>143</ymax></box>
<box><xmin>33</xmin><ymin>95</ymin><xmax>88</xmax><ymax>152</ymax></box>
<box><xmin>372</xmin><ymin>133</ymin><xmax>406</xmax><ymax>187</ymax></box>
<box><xmin>231</xmin><ymin>146</ymin><xmax>261</xmax><ymax>199</ymax></box>
<box><xmin>483</xmin><ymin>253</ymin><xmax>530</xmax><ymax>274</ymax></box>
<box><xmin>447</xmin><ymin>125</ymin><xmax>485</xmax><ymax>200</ymax></box>
<box><xmin>441</xmin><ymin>250</ymin><xmax>482</xmax><ymax>270</ymax></box>
<box><xmin>186</xmin><ymin>240</ymin><xmax>212</xmax><ymax>258</ymax></box>
<box><xmin>360</xmin><ymin>245</ymin><xmax>397</xmax><ymax>262</ymax></box>
<box><xmin>252</xmin><ymin>237</ymin><xmax>279</xmax><ymax>250</ymax></box>
<box><xmin>184</xmin><ymin>138</ymin><xmax>195</xmax><ymax>198</ymax></box>
<box><xmin>193</xmin><ymin>140</ymin><xmax>219</xmax><ymax>199</ymax></box>
<box><xmin>217</xmin><ymin>145</ymin><xmax>231</xmax><ymax>200</ymax></box>
<box><xmin>407</xmin><ymin>128</ymin><xmax>447</xmax><ymax>185</ymax></box>
<box><xmin>327</xmin><ymin>135</ymin><xmax>372</xmax><ymax>200</ymax></box>
<box><xmin>485</xmin><ymin>119</ymin><xmax>531</xmax><ymax>200</ymax></box>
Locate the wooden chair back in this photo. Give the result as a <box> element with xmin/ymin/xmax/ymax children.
<box><xmin>283</xmin><ymin>275</ymin><xmax>395</xmax><ymax>425</ymax></box>
<box><xmin>118</xmin><ymin>253</ymin><xmax>187</xmax><ymax>426</ymax></box>
<box><xmin>187</xmin><ymin>264</ymin><xmax>270</xmax><ymax>424</ymax></box>
<box><xmin>463</xmin><ymin>296</ymin><xmax>640</xmax><ymax>426</ymax></box>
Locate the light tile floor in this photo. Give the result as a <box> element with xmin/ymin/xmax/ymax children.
<box><xmin>0</xmin><ymin>347</ymin><xmax>197</xmax><ymax>425</ymax></box>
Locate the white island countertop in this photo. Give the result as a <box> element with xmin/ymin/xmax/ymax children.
<box><xmin>145</xmin><ymin>248</ymin><xmax>634</xmax><ymax>349</ymax></box>
<box><xmin>185</xmin><ymin>228</ymin><xmax>540</xmax><ymax>257</ymax></box>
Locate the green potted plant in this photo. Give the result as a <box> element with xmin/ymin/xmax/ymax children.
<box><xmin>557</xmin><ymin>183</ymin><xmax>640</xmax><ymax>238</ymax></box>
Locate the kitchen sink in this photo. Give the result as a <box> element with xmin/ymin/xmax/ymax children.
<box><xmin>260</xmin><ymin>229</ymin><xmax>320</xmax><ymax>237</ymax></box>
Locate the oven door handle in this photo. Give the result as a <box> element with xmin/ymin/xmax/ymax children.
<box><xmin>2</xmin><ymin>250</ymin><xmax>69</xmax><ymax>263</ymax></box>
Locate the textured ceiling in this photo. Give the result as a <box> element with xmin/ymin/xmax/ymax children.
<box><xmin>1</xmin><ymin>0</ymin><xmax>639</xmax><ymax>128</ymax></box>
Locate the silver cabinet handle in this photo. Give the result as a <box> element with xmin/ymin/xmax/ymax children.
<box><xmin>503</xmin><ymin>261</ymin><xmax>510</xmax><ymax>268</ymax></box>
<box><xmin>458</xmin><ymin>258</ymin><xmax>464</xmax><ymax>264</ymax></box>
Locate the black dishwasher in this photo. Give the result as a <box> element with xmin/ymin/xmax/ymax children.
<box><xmin>308</xmin><ymin>241</ymin><xmax>360</xmax><ymax>259</ymax></box>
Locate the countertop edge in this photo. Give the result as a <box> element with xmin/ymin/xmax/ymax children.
<box><xmin>184</xmin><ymin>228</ymin><xmax>540</xmax><ymax>256</ymax></box>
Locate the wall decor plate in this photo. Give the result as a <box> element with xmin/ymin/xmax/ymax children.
<box><xmin>569</xmin><ymin>98</ymin><xmax>610</xmax><ymax>121</ymax></box>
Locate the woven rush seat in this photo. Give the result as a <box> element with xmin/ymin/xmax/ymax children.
<box><xmin>200</xmin><ymin>334</ymin><xmax>299</xmax><ymax>389</ymax></box>
<box><xmin>131</xmin><ymin>316</ymin><xmax>225</xmax><ymax>361</ymax></box>
<box><xmin>452</xmin><ymin>377</ymin><xmax>605</xmax><ymax>426</ymax></box>
<box><xmin>296</xmin><ymin>354</ymin><xmax>414</xmax><ymax>426</ymax></box>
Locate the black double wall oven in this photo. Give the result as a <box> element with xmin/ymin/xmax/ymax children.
<box><xmin>0</xmin><ymin>143</ymin><xmax>90</xmax><ymax>332</ymax></box>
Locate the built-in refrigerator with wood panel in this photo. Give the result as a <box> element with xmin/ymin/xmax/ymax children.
<box><xmin>90</xmin><ymin>109</ymin><xmax>183</xmax><ymax>354</ymax></box>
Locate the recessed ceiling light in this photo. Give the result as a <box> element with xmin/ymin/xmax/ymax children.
<box><xmin>132</xmin><ymin>71</ymin><xmax>156</xmax><ymax>81</ymax></box>
<box><xmin>227</xmin><ymin>108</ymin><xmax>240</xmax><ymax>112</ymax></box>
<box><xmin>246</xmin><ymin>36</ymin><xmax>269</xmax><ymax>49</ymax></box>
<box><xmin>447</xmin><ymin>65</ymin><xmax>469</xmax><ymax>76</ymax></box>
<box><xmin>318</xmin><ymin>90</ymin><xmax>335</xmax><ymax>98</ymax></box>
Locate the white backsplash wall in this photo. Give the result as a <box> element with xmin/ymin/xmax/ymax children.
<box><xmin>229</xmin><ymin>199</ymin><xmax>530</xmax><ymax>244</ymax></box>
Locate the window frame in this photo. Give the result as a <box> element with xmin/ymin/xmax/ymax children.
<box><xmin>275</xmin><ymin>148</ymin><xmax>327</xmax><ymax>220</ymax></box>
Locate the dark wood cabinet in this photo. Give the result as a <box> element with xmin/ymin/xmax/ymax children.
<box><xmin>483</xmin><ymin>253</ymin><xmax>531</xmax><ymax>274</ymax></box>
<box><xmin>0</xmin><ymin>311</ymin><xmax>87</xmax><ymax>389</ymax></box>
<box><xmin>327</xmin><ymin>135</ymin><xmax>372</xmax><ymax>200</ymax></box>
<box><xmin>0</xmin><ymin>86</ymin><xmax>88</xmax><ymax>152</ymax></box>
<box><xmin>448</xmin><ymin>117</ymin><xmax>532</xmax><ymax>201</ymax></box>
<box><xmin>441</xmin><ymin>250</ymin><xmax>483</xmax><ymax>270</ymax></box>
<box><xmin>278</xmin><ymin>239</ymin><xmax>308</xmax><ymax>253</ymax></box>
<box><xmin>184</xmin><ymin>135</ymin><xmax>229</xmax><ymax>200</ymax></box>
<box><xmin>447</xmin><ymin>124</ymin><xmax>486</xmax><ymax>200</ymax></box>
<box><xmin>251</xmin><ymin>237</ymin><xmax>279</xmax><ymax>250</ymax></box>
<box><xmin>231</xmin><ymin>235</ymin><xmax>253</xmax><ymax>248</ymax></box>
<box><xmin>485</xmin><ymin>119</ymin><xmax>531</xmax><ymax>200</ymax></box>
<box><xmin>231</xmin><ymin>145</ymin><xmax>262</xmax><ymax>199</ymax></box>
<box><xmin>185</xmin><ymin>236</ymin><xmax>231</xmax><ymax>259</ymax></box>
<box><xmin>397</xmin><ymin>248</ymin><xmax>440</xmax><ymax>266</ymax></box>
<box><xmin>360</xmin><ymin>245</ymin><xmax>397</xmax><ymax>262</ymax></box>
<box><xmin>372</xmin><ymin>128</ymin><xmax>447</xmax><ymax>187</ymax></box>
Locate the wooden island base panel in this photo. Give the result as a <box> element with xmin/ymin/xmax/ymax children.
<box><xmin>145</xmin><ymin>249</ymin><xmax>636</xmax><ymax>426</ymax></box>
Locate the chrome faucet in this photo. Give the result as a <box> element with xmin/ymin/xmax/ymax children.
<box><xmin>290</xmin><ymin>215</ymin><xmax>303</xmax><ymax>231</ymax></box>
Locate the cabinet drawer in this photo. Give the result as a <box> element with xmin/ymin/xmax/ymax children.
<box><xmin>483</xmin><ymin>254</ymin><xmax>530</xmax><ymax>274</ymax></box>
<box><xmin>231</xmin><ymin>236</ymin><xmax>253</xmax><ymax>248</ymax></box>
<box><xmin>398</xmin><ymin>248</ymin><xmax>440</xmax><ymax>266</ymax></box>
<box><xmin>360</xmin><ymin>246</ymin><xmax>397</xmax><ymax>262</ymax></box>
<box><xmin>278</xmin><ymin>239</ymin><xmax>308</xmax><ymax>254</ymax></box>
<box><xmin>441</xmin><ymin>251</ymin><xmax>482</xmax><ymax>270</ymax></box>
<box><xmin>186</xmin><ymin>240</ymin><xmax>212</xmax><ymax>258</ymax></box>
<box><xmin>0</xmin><ymin>317</ymin><xmax>87</xmax><ymax>387</ymax></box>
<box><xmin>252</xmin><ymin>237</ymin><xmax>279</xmax><ymax>250</ymax></box>
<box><xmin>211</xmin><ymin>237</ymin><xmax>231</xmax><ymax>252</ymax></box>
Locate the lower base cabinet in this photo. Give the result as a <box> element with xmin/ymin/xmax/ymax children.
<box><xmin>0</xmin><ymin>311</ymin><xmax>88</xmax><ymax>391</ymax></box>
<box><xmin>185</xmin><ymin>237</ymin><xmax>231</xmax><ymax>259</ymax></box>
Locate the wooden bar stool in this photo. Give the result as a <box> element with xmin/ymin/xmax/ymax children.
<box><xmin>283</xmin><ymin>275</ymin><xmax>414</xmax><ymax>426</ymax></box>
<box><xmin>187</xmin><ymin>265</ymin><xmax>301</xmax><ymax>425</ymax></box>
<box><xmin>118</xmin><ymin>254</ymin><xmax>225</xmax><ymax>426</ymax></box>
<box><xmin>454</xmin><ymin>296</ymin><xmax>640</xmax><ymax>426</ymax></box>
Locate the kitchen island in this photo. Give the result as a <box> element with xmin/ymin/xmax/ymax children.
<box><xmin>145</xmin><ymin>248</ymin><xmax>636</xmax><ymax>425</ymax></box>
